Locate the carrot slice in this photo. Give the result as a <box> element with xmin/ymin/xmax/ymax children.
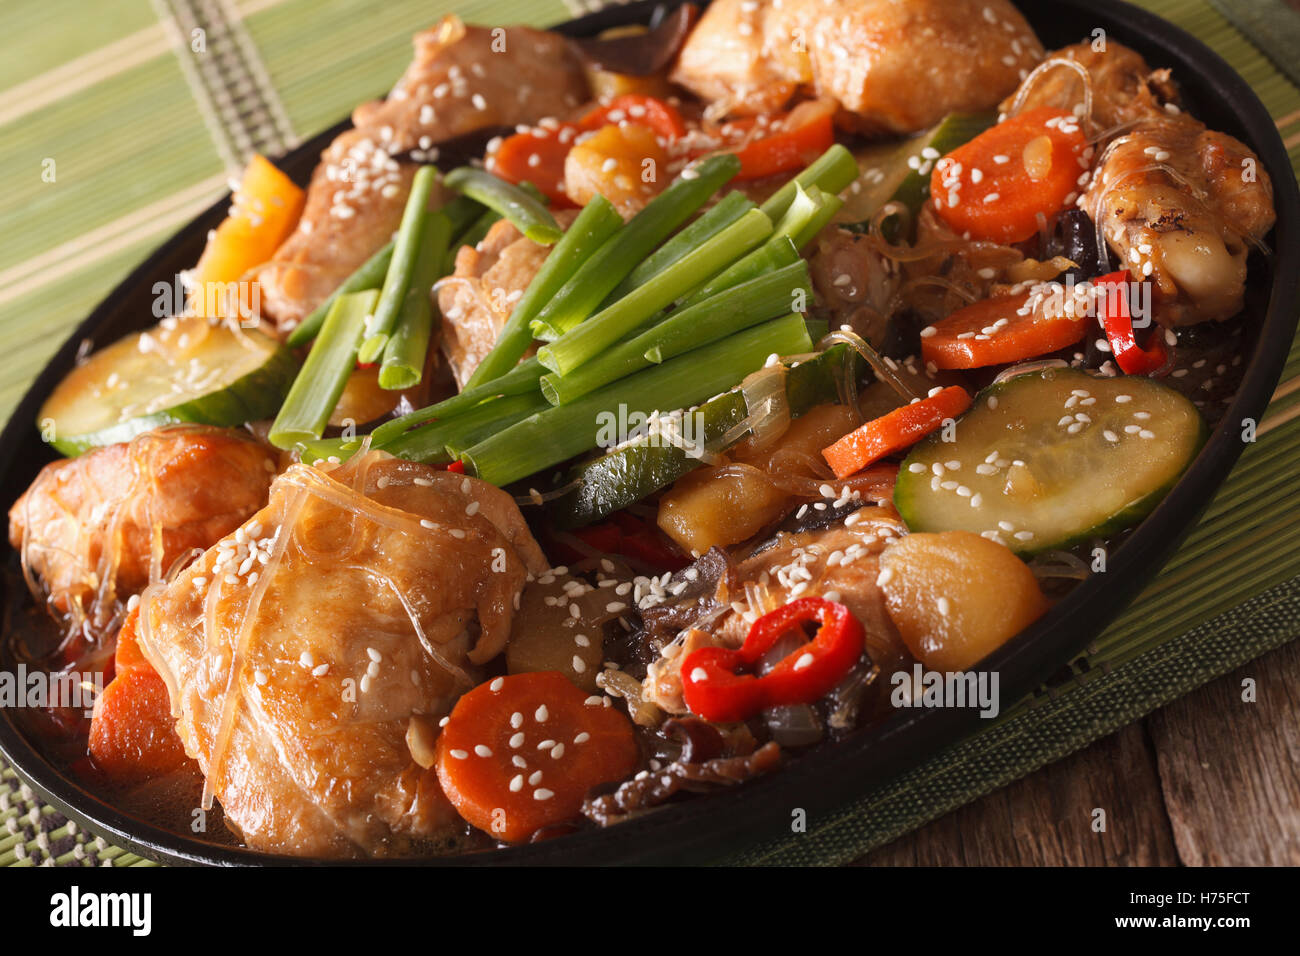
<box><xmin>929</xmin><ymin>106</ymin><xmax>1087</xmax><ymax>244</ymax></box>
<box><xmin>822</xmin><ymin>386</ymin><xmax>972</xmax><ymax>480</ymax></box>
<box><xmin>487</xmin><ymin>124</ymin><xmax>578</xmax><ymax>206</ymax></box>
<box><xmin>191</xmin><ymin>154</ymin><xmax>305</xmax><ymax>317</ymax></box>
<box><xmin>435</xmin><ymin>671</ymin><xmax>639</xmax><ymax>842</ymax></box>
<box><xmin>88</xmin><ymin>607</ymin><xmax>192</xmax><ymax>781</ymax></box>
<box><xmin>920</xmin><ymin>288</ymin><xmax>1089</xmax><ymax>370</ymax></box>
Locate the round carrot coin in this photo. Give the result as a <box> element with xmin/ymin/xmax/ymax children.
<box><xmin>929</xmin><ymin>107</ymin><xmax>1087</xmax><ymax>244</ymax></box>
<box><xmin>435</xmin><ymin>671</ymin><xmax>640</xmax><ymax>843</ymax></box>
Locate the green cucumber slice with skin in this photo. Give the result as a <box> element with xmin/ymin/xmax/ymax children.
<box><xmin>546</xmin><ymin>344</ymin><xmax>856</xmax><ymax>530</ymax></box>
<box><xmin>38</xmin><ymin>316</ymin><xmax>297</xmax><ymax>456</ymax></box>
<box><xmin>893</xmin><ymin>367</ymin><xmax>1207</xmax><ymax>555</ymax></box>
<box><xmin>840</xmin><ymin>111</ymin><xmax>994</xmax><ymax>241</ymax></box>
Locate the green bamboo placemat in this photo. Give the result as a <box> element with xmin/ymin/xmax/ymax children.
<box><xmin>1</xmin><ymin>0</ymin><xmax>1298</xmax><ymax>867</ymax></box>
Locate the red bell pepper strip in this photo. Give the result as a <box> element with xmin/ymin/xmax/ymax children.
<box><xmin>580</xmin><ymin>94</ymin><xmax>687</xmax><ymax>142</ymax></box>
<box><xmin>562</xmin><ymin>513</ymin><xmax>688</xmax><ymax>573</ymax></box>
<box><xmin>1095</xmin><ymin>270</ymin><xmax>1168</xmax><ymax>375</ymax></box>
<box><xmin>680</xmin><ymin>597</ymin><xmax>865</xmax><ymax>722</ymax></box>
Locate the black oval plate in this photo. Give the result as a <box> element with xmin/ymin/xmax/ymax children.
<box><xmin>1</xmin><ymin>0</ymin><xmax>1297</xmax><ymax>866</ymax></box>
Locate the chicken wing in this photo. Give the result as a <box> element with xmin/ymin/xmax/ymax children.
<box><xmin>1084</xmin><ymin>115</ymin><xmax>1275</xmax><ymax>325</ymax></box>
<box><xmin>134</xmin><ymin>451</ymin><xmax>547</xmax><ymax>857</ymax></box>
<box><xmin>672</xmin><ymin>0</ymin><xmax>1043</xmax><ymax>133</ymax></box>
<box><xmin>8</xmin><ymin>426</ymin><xmax>277</xmax><ymax>638</ymax></box>
<box><xmin>255</xmin><ymin>17</ymin><xmax>589</xmax><ymax>334</ymax></box>
<box><xmin>1001</xmin><ymin>40</ymin><xmax>1276</xmax><ymax>325</ymax></box>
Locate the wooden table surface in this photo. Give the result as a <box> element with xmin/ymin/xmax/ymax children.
<box><xmin>857</xmin><ymin>637</ymin><xmax>1300</xmax><ymax>865</ymax></box>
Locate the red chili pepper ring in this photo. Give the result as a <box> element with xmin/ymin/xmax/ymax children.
<box><xmin>680</xmin><ymin>597</ymin><xmax>866</xmax><ymax>723</ymax></box>
<box><xmin>1096</xmin><ymin>269</ymin><xmax>1169</xmax><ymax>376</ymax></box>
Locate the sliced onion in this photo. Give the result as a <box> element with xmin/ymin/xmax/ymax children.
<box><xmin>817</xmin><ymin>328</ymin><xmax>920</xmax><ymax>403</ymax></box>
<box><xmin>1029</xmin><ymin>549</ymin><xmax>1091</xmax><ymax>580</ymax></box>
<box><xmin>992</xmin><ymin>358</ymin><xmax>1070</xmax><ymax>384</ymax></box>
<box><xmin>736</xmin><ymin>363</ymin><xmax>792</xmax><ymax>454</ymax></box>
<box><xmin>758</xmin><ymin>632</ymin><xmax>824</xmax><ymax>747</ymax></box>
<box><xmin>762</xmin><ymin>704</ymin><xmax>824</xmax><ymax>747</ymax></box>
<box><xmin>900</xmin><ymin>274</ymin><xmax>979</xmax><ymax>305</ymax></box>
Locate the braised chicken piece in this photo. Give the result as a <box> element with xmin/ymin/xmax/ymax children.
<box><xmin>642</xmin><ymin>513</ymin><xmax>910</xmax><ymax>716</ymax></box>
<box><xmin>133</xmin><ymin>451</ymin><xmax>547</xmax><ymax>857</ymax></box>
<box><xmin>256</xmin><ymin>16</ymin><xmax>589</xmax><ymax>334</ymax></box>
<box><xmin>8</xmin><ymin>426</ymin><xmax>277</xmax><ymax>636</ymax></box>
<box><xmin>437</xmin><ymin>210</ymin><xmax>578</xmax><ymax>387</ymax></box>
<box><xmin>1083</xmin><ymin>115</ymin><xmax>1275</xmax><ymax>325</ymax></box>
<box><xmin>672</xmin><ymin>0</ymin><xmax>1043</xmax><ymax>133</ymax></box>
<box><xmin>1001</xmin><ymin>41</ymin><xmax>1276</xmax><ymax>325</ymax></box>
<box><xmin>997</xmin><ymin>40</ymin><xmax>1178</xmax><ymax>131</ymax></box>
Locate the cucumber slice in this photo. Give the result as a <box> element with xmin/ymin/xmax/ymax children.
<box><xmin>893</xmin><ymin>368</ymin><xmax>1206</xmax><ymax>555</ymax></box>
<box><xmin>39</xmin><ymin>316</ymin><xmax>297</xmax><ymax>456</ymax></box>
<box><xmin>840</xmin><ymin>111</ymin><xmax>994</xmax><ymax>239</ymax></box>
<box><xmin>546</xmin><ymin>344</ymin><xmax>854</xmax><ymax>529</ymax></box>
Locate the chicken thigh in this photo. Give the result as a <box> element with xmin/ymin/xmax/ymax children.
<box><xmin>134</xmin><ymin>451</ymin><xmax>547</xmax><ymax>857</ymax></box>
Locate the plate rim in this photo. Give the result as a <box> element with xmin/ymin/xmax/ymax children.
<box><xmin>1</xmin><ymin>0</ymin><xmax>1297</xmax><ymax>866</ymax></box>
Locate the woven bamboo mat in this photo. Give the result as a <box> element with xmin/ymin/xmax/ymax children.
<box><xmin>1</xmin><ymin>0</ymin><xmax>1297</xmax><ymax>867</ymax></box>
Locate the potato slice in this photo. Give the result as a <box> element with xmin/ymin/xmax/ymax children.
<box><xmin>506</xmin><ymin>573</ymin><xmax>606</xmax><ymax>692</ymax></box>
<box><xmin>657</xmin><ymin>465</ymin><xmax>789</xmax><ymax>554</ymax></box>
<box><xmin>877</xmin><ymin>530</ymin><xmax>1048</xmax><ymax>671</ymax></box>
<box><xmin>565</xmin><ymin>123</ymin><xmax>667</xmax><ymax>216</ymax></box>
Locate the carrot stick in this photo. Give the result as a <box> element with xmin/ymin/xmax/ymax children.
<box><xmin>920</xmin><ymin>288</ymin><xmax>1089</xmax><ymax>369</ymax></box>
<box><xmin>822</xmin><ymin>386</ymin><xmax>972</xmax><ymax>479</ymax></box>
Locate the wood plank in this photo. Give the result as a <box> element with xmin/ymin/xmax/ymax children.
<box><xmin>856</xmin><ymin>722</ymin><xmax>1179</xmax><ymax>865</ymax></box>
<box><xmin>1146</xmin><ymin>636</ymin><xmax>1300</xmax><ymax>865</ymax></box>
